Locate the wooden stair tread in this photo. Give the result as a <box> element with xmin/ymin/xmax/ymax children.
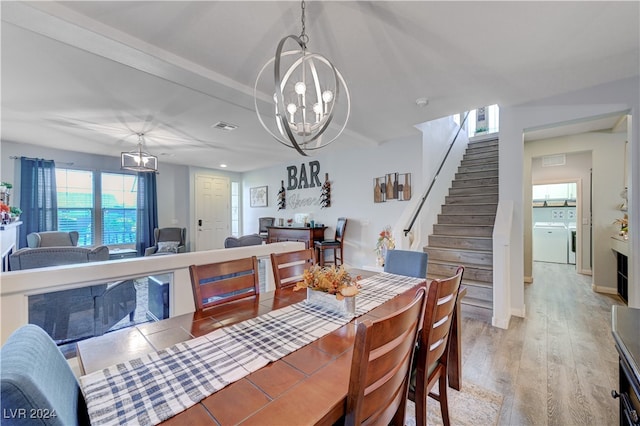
<box><xmin>428</xmin><ymin>259</ymin><xmax>493</xmax><ymax>271</ymax></box>
<box><xmin>460</xmin><ymin>297</ymin><xmax>493</xmax><ymax>310</ymax></box>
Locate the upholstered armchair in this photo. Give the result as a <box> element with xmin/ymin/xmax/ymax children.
<box><xmin>145</xmin><ymin>227</ymin><xmax>187</xmax><ymax>256</ymax></box>
<box><xmin>0</xmin><ymin>325</ymin><xmax>90</xmax><ymax>425</ymax></box>
<box><xmin>27</xmin><ymin>231</ymin><xmax>79</xmax><ymax>248</ymax></box>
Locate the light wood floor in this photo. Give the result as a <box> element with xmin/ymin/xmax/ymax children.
<box><xmin>460</xmin><ymin>261</ymin><xmax>624</xmax><ymax>425</ymax></box>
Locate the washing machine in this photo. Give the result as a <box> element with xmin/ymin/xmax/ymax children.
<box><xmin>533</xmin><ymin>222</ymin><xmax>569</xmax><ymax>263</ymax></box>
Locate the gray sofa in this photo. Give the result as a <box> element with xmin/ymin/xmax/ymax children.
<box><xmin>224</xmin><ymin>234</ymin><xmax>263</xmax><ymax>248</ymax></box>
<box><xmin>9</xmin><ymin>246</ymin><xmax>109</xmax><ymax>270</ymax></box>
<box><xmin>9</xmin><ymin>246</ymin><xmax>137</xmax><ymax>342</ymax></box>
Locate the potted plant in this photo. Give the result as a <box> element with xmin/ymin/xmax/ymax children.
<box><xmin>10</xmin><ymin>206</ymin><xmax>22</xmax><ymax>222</ymax></box>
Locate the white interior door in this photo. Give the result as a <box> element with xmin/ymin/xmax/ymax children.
<box><xmin>195</xmin><ymin>175</ymin><xmax>230</xmax><ymax>251</ymax></box>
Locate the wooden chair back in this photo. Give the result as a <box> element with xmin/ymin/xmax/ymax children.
<box><xmin>345</xmin><ymin>287</ymin><xmax>426</xmax><ymax>426</ymax></box>
<box><xmin>335</xmin><ymin>217</ymin><xmax>347</xmax><ymax>242</ymax></box>
<box><xmin>189</xmin><ymin>256</ymin><xmax>260</xmax><ymax>312</ymax></box>
<box><xmin>270</xmin><ymin>248</ymin><xmax>316</xmax><ymax>289</ymax></box>
<box><xmin>412</xmin><ymin>266</ymin><xmax>464</xmax><ymax>426</ymax></box>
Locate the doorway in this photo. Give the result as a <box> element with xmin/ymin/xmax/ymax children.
<box><xmin>532</xmin><ymin>182</ymin><xmax>579</xmax><ymax>267</ymax></box>
<box><xmin>195</xmin><ymin>174</ymin><xmax>230</xmax><ymax>251</ymax></box>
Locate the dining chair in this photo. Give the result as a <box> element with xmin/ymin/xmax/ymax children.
<box><xmin>410</xmin><ymin>266</ymin><xmax>465</xmax><ymax>426</ymax></box>
<box><xmin>315</xmin><ymin>217</ymin><xmax>347</xmax><ymax>266</ymax></box>
<box><xmin>189</xmin><ymin>256</ymin><xmax>260</xmax><ymax>312</ymax></box>
<box><xmin>384</xmin><ymin>249</ymin><xmax>428</xmax><ymax>278</ymax></box>
<box><xmin>345</xmin><ymin>287</ymin><xmax>426</xmax><ymax>426</ymax></box>
<box><xmin>0</xmin><ymin>324</ymin><xmax>90</xmax><ymax>426</ymax></box>
<box><xmin>270</xmin><ymin>248</ymin><xmax>316</xmax><ymax>289</ymax></box>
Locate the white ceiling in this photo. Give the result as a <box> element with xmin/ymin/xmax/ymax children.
<box><xmin>2</xmin><ymin>1</ymin><xmax>639</xmax><ymax>172</ymax></box>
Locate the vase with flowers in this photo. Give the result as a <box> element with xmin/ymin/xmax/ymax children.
<box><xmin>294</xmin><ymin>265</ymin><xmax>361</xmax><ymax>317</ymax></box>
<box><xmin>614</xmin><ymin>214</ymin><xmax>629</xmax><ymax>239</ymax></box>
<box><xmin>375</xmin><ymin>225</ymin><xmax>395</xmax><ymax>266</ymax></box>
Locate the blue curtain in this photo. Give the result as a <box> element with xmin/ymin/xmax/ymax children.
<box><xmin>19</xmin><ymin>157</ymin><xmax>58</xmax><ymax>248</ymax></box>
<box><xmin>136</xmin><ymin>172</ymin><xmax>158</xmax><ymax>256</ymax></box>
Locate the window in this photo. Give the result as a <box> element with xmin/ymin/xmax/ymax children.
<box><xmin>57</xmin><ymin>169</ymin><xmax>94</xmax><ymax>246</ymax></box>
<box><xmin>101</xmin><ymin>173</ymin><xmax>138</xmax><ymax>245</ymax></box>
<box><xmin>56</xmin><ymin>169</ymin><xmax>138</xmax><ymax>246</ymax></box>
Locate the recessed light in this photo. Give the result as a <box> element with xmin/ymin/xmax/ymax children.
<box><xmin>219</xmin><ymin>164</ymin><xmax>228</xmax><ymax>168</ymax></box>
<box><xmin>211</xmin><ymin>121</ymin><xmax>238</xmax><ymax>131</ymax></box>
<box><xmin>415</xmin><ymin>97</ymin><xmax>429</xmax><ymax>107</ymax></box>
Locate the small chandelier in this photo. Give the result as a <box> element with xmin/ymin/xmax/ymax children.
<box><xmin>121</xmin><ymin>133</ymin><xmax>158</xmax><ymax>172</ymax></box>
<box><xmin>255</xmin><ymin>0</ymin><xmax>350</xmax><ymax>156</ymax></box>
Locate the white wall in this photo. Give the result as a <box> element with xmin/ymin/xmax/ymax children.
<box><xmin>526</xmin><ymin>134</ymin><xmax>626</xmax><ymax>289</ymax></box>
<box><xmin>500</xmin><ymin>76</ymin><xmax>640</xmax><ymax>319</ymax></box>
<box><xmin>242</xmin><ymin>135</ymin><xmax>423</xmax><ymax>268</ymax></box>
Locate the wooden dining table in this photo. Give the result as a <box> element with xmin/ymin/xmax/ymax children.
<box><xmin>76</xmin><ymin>270</ymin><xmax>465</xmax><ymax>425</ymax></box>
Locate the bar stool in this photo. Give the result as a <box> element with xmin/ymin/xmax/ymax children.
<box><xmin>315</xmin><ymin>217</ymin><xmax>347</xmax><ymax>266</ymax></box>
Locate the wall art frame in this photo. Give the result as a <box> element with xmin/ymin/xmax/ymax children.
<box><xmin>250</xmin><ymin>185</ymin><xmax>268</xmax><ymax>207</ymax></box>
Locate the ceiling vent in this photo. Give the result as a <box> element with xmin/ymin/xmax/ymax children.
<box><xmin>542</xmin><ymin>154</ymin><xmax>566</xmax><ymax>167</ymax></box>
<box><xmin>212</xmin><ymin>121</ymin><xmax>238</xmax><ymax>131</ymax></box>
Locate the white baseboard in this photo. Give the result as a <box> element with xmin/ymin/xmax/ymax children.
<box><xmin>592</xmin><ymin>284</ymin><xmax>617</xmax><ymax>295</ymax></box>
<box><xmin>511</xmin><ymin>305</ymin><xmax>526</xmax><ymax>317</ymax></box>
<box><xmin>579</xmin><ymin>269</ymin><xmax>593</xmax><ymax>276</ymax></box>
<box><xmin>492</xmin><ymin>314</ymin><xmax>510</xmax><ymax>329</ymax></box>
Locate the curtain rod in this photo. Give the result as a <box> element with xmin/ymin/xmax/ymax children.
<box><xmin>9</xmin><ymin>156</ymin><xmax>74</xmax><ymax>166</ymax></box>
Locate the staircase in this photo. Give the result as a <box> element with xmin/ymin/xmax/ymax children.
<box><xmin>424</xmin><ymin>137</ymin><xmax>498</xmax><ymax>319</ymax></box>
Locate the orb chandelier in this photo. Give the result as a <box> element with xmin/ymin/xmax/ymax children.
<box><xmin>121</xmin><ymin>133</ymin><xmax>158</xmax><ymax>173</ymax></box>
<box><xmin>255</xmin><ymin>0</ymin><xmax>350</xmax><ymax>156</ymax></box>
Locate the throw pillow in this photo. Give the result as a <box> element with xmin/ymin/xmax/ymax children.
<box><xmin>157</xmin><ymin>241</ymin><xmax>180</xmax><ymax>253</ymax></box>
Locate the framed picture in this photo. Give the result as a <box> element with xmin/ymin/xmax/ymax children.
<box><xmin>250</xmin><ymin>186</ymin><xmax>268</xmax><ymax>207</ymax></box>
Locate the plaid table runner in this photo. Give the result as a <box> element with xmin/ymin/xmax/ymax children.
<box><xmin>80</xmin><ymin>273</ymin><xmax>424</xmax><ymax>425</ymax></box>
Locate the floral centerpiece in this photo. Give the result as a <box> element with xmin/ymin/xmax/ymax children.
<box><xmin>294</xmin><ymin>265</ymin><xmax>361</xmax><ymax>317</ymax></box>
<box><xmin>375</xmin><ymin>225</ymin><xmax>395</xmax><ymax>266</ymax></box>
<box><xmin>294</xmin><ymin>265</ymin><xmax>361</xmax><ymax>299</ymax></box>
